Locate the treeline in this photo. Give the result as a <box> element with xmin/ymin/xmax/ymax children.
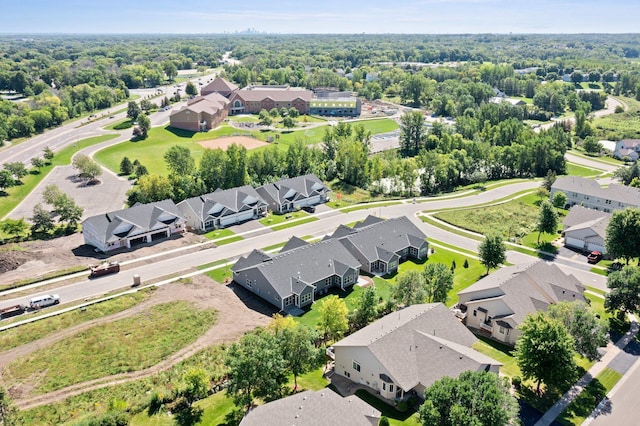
<box><xmin>126</xmin><ymin>116</ymin><xmax>569</xmax><ymax>206</ymax></box>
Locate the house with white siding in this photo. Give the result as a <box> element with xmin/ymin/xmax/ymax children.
<box><xmin>550</xmin><ymin>176</ymin><xmax>640</xmax><ymax>213</ymax></box>
<box><xmin>176</xmin><ymin>185</ymin><xmax>267</xmax><ymax>231</ymax></box>
<box><xmin>82</xmin><ymin>199</ymin><xmax>185</xmax><ymax>253</ymax></box>
<box><xmin>457</xmin><ymin>261</ymin><xmax>586</xmax><ymax>346</ymax></box>
<box><xmin>332</xmin><ymin>303</ymin><xmax>501</xmax><ymax>402</ymax></box>
<box><xmin>562</xmin><ymin>205</ymin><xmax>610</xmax><ymax>254</ymax></box>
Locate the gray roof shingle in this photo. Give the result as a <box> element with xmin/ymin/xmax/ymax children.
<box><xmin>240</xmin><ymin>389</ymin><xmax>380</xmax><ymax>426</ymax></box>
<box><xmin>334</xmin><ymin>304</ymin><xmax>500</xmax><ymax>391</ymax></box>
<box><xmin>82</xmin><ymin>199</ymin><xmax>183</xmax><ymax>243</ymax></box>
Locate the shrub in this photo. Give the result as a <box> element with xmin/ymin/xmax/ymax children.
<box><xmin>463</xmin><ymin>258</ymin><xmax>469</xmax><ymax>268</ymax></box>
<box><xmin>379</xmin><ymin>416</ymin><xmax>390</xmax><ymax>426</ymax></box>
<box><xmin>396</xmin><ymin>400</ymin><xmax>408</xmax><ymax>412</ymax></box>
<box><xmin>512</xmin><ymin>376</ymin><xmax>522</xmax><ymax>389</ymax></box>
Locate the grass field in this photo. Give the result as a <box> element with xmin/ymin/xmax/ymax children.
<box><xmin>94</xmin><ymin>118</ymin><xmax>398</xmax><ymax>176</ymax></box>
<box><xmin>0</xmin><ymin>291</ymin><xmax>150</xmax><ymax>351</ymax></box>
<box><xmin>0</xmin><ymin>134</ymin><xmax>119</xmax><ymax>219</ymax></box>
<box><xmin>593</xmin><ymin>95</ymin><xmax>640</xmax><ymax>139</ymax></box>
<box><xmin>5</xmin><ymin>301</ymin><xmax>217</xmax><ymax>394</ymax></box>
<box><xmin>259</xmin><ymin>210</ymin><xmax>309</xmax><ymax>226</ymax></box>
<box><xmin>432</xmin><ymin>196</ymin><xmax>563</xmax><ymax>250</ymax></box>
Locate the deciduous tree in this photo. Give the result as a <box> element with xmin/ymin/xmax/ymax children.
<box><xmin>225</xmin><ymin>330</ymin><xmax>287</xmax><ymax>410</ymax></box>
<box><xmin>164</xmin><ymin>145</ymin><xmax>195</xmax><ymax>177</ymax></box>
<box><xmin>185</xmin><ymin>81</ymin><xmax>198</xmax><ymax>97</ymax></box>
<box><xmin>127</xmin><ymin>101</ymin><xmax>141</xmax><ymax>120</ymax></box>
<box><xmin>0</xmin><ymin>218</ymin><xmax>28</xmax><ymax>239</ymax></box>
<box><xmin>393</xmin><ymin>270</ymin><xmax>426</xmax><ymax>307</ymax></box>
<box><xmin>605</xmin><ymin>208</ymin><xmax>640</xmax><ymax>264</ymax></box>
<box><xmin>537</xmin><ymin>200</ymin><xmax>558</xmax><ymax>243</ymax></box>
<box><xmin>419</xmin><ymin>371</ymin><xmax>518</xmax><ymax>426</ymax></box>
<box><xmin>0</xmin><ymin>169</ymin><xmax>16</xmax><ymax>192</ymax></box>
<box><xmin>349</xmin><ymin>285</ymin><xmax>379</xmax><ymax>330</ymax></box>
<box><xmin>551</xmin><ymin>191</ymin><xmax>567</xmax><ymax>209</ymax></box>
<box><xmin>30</xmin><ymin>203</ymin><xmax>55</xmax><ymax>234</ymax></box>
<box><xmin>136</xmin><ymin>113</ymin><xmax>151</xmax><ymax>139</ymax></box>
<box><xmin>605</xmin><ymin>266</ymin><xmax>640</xmax><ymax>314</ymax></box>
<box><xmin>515</xmin><ymin>312</ymin><xmax>577</xmax><ymax>394</ymax></box>
<box><xmin>277</xmin><ymin>323</ymin><xmax>318</xmax><ymax>390</ymax></box>
<box><xmin>547</xmin><ymin>301</ymin><xmax>608</xmax><ymax>361</ymax></box>
<box><xmin>478</xmin><ymin>233</ymin><xmax>507</xmax><ymax>275</ymax></box>
<box><xmin>422</xmin><ymin>262</ymin><xmax>454</xmax><ymax>304</ymax></box>
<box><xmin>317</xmin><ymin>295</ymin><xmax>348</xmax><ymax>343</ymax></box>
<box><xmin>399</xmin><ymin>110</ymin><xmax>427</xmax><ymax>156</ymax></box>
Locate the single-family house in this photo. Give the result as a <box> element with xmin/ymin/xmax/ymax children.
<box><xmin>169</xmin><ymin>92</ymin><xmax>230</xmax><ymax>132</ymax></box>
<box><xmin>326</xmin><ymin>215</ymin><xmax>429</xmax><ymax>275</ymax></box>
<box><xmin>562</xmin><ymin>205</ymin><xmax>611</xmax><ymax>254</ymax></box>
<box><xmin>457</xmin><ymin>261</ymin><xmax>586</xmax><ymax>346</ymax></box>
<box><xmin>613</xmin><ymin>139</ymin><xmax>640</xmax><ymax>161</ymax></box>
<box><xmin>239</xmin><ymin>388</ymin><xmax>380</xmax><ymax>426</ymax></box>
<box><xmin>200</xmin><ymin>77</ymin><xmax>238</xmax><ymax>98</ymax></box>
<box><xmin>231</xmin><ymin>238</ymin><xmax>361</xmax><ymax>310</ymax></box>
<box><xmin>332</xmin><ymin>303</ymin><xmax>501</xmax><ymax>401</ymax></box>
<box><xmin>82</xmin><ymin>199</ymin><xmax>185</xmax><ymax>253</ymax></box>
<box><xmin>176</xmin><ymin>185</ymin><xmax>267</xmax><ymax>231</ymax></box>
<box><xmin>256</xmin><ymin>174</ymin><xmax>330</xmax><ymax>214</ymax></box>
<box><xmin>550</xmin><ymin>176</ymin><xmax>640</xmax><ymax>212</ymax></box>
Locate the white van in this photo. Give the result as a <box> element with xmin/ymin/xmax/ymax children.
<box><xmin>29</xmin><ymin>294</ymin><xmax>60</xmax><ymax>309</ymax></box>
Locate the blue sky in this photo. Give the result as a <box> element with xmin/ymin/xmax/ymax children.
<box><xmin>4</xmin><ymin>0</ymin><xmax>640</xmax><ymax>34</ymax></box>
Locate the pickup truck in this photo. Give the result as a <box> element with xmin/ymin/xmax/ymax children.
<box><xmin>89</xmin><ymin>261</ymin><xmax>120</xmax><ymax>278</ymax></box>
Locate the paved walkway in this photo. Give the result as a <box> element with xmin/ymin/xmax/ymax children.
<box><xmin>534</xmin><ymin>314</ymin><xmax>639</xmax><ymax>426</ymax></box>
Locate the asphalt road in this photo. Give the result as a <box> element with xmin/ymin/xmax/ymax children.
<box><xmin>0</xmin><ymin>71</ymin><xmax>221</xmax><ymax>168</ymax></box>
<box><xmin>0</xmin><ymin>180</ymin><xmax>608</xmax><ymax>311</ymax></box>
<box><xmin>588</xmin><ymin>356</ymin><xmax>640</xmax><ymax>425</ymax></box>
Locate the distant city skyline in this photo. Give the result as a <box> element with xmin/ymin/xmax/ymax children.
<box><xmin>4</xmin><ymin>0</ymin><xmax>640</xmax><ymax>34</ymax></box>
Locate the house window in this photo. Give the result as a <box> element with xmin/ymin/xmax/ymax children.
<box><xmin>352</xmin><ymin>361</ymin><xmax>361</xmax><ymax>372</ymax></box>
<box><xmin>499</xmin><ymin>326</ymin><xmax>505</xmax><ymax>334</ymax></box>
<box><xmin>473</xmin><ymin>309</ymin><xmax>477</xmax><ymax>317</ymax></box>
<box><xmin>389</xmin><ymin>384</ymin><xmax>394</xmax><ymax>392</ymax></box>
<box><xmin>605</xmin><ymin>199</ymin><xmax>611</xmax><ymax>205</ymax></box>
<box><xmin>245</xmin><ymin>279</ymin><xmax>252</xmax><ymax>288</ymax></box>
<box><xmin>382</xmin><ymin>383</ymin><xmax>386</xmax><ymax>391</ymax></box>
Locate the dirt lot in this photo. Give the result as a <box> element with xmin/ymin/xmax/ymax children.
<box><xmin>0</xmin><ymin>231</ymin><xmax>208</xmax><ymax>287</ymax></box>
<box><xmin>197</xmin><ymin>135</ymin><xmax>269</xmax><ymax>150</ymax></box>
<box><xmin>2</xmin><ymin>274</ymin><xmax>274</xmax><ymax>408</ymax></box>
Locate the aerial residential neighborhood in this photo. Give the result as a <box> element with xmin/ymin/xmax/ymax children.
<box><xmin>1</xmin><ymin>3</ymin><xmax>640</xmax><ymax>426</ymax></box>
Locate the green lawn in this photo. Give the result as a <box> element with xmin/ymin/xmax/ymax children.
<box><xmin>557</xmin><ymin>367</ymin><xmax>622</xmax><ymax>426</ymax></box>
<box><xmin>271</xmin><ymin>217</ymin><xmax>319</xmax><ymax>231</ymax></box>
<box><xmin>355</xmin><ymin>389</ymin><xmax>421</xmax><ymax>426</ymax></box>
<box><xmin>260</xmin><ymin>210</ymin><xmax>309</xmax><ymax>226</ymax></box>
<box><xmin>202</xmin><ymin>228</ymin><xmax>236</xmax><ymax>240</ymax></box>
<box><xmin>5</xmin><ymin>301</ymin><xmax>218</xmax><ymax>394</ymax></box>
<box><xmin>472</xmin><ymin>336</ymin><xmax>521</xmax><ymax>378</ymax></box>
<box><xmin>565</xmin><ymin>162</ymin><xmax>603</xmax><ymax>177</ymax></box>
<box><xmin>0</xmin><ymin>134</ymin><xmax>119</xmax><ymax>219</ymax></box>
<box><xmin>204</xmin><ymin>264</ymin><xmax>234</xmax><ymax>284</ymax></box>
<box><xmin>94</xmin><ymin>118</ymin><xmax>398</xmax><ymax>176</ymax></box>
<box><xmin>105</xmin><ymin>118</ymin><xmax>133</xmax><ymax>130</ymax></box>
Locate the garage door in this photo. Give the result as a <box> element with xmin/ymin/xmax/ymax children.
<box><xmin>565</xmin><ymin>236</ymin><xmax>584</xmax><ymax>250</ymax></box>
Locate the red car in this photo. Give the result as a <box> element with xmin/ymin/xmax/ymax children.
<box><xmin>587</xmin><ymin>251</ymin><xmax>603</xmax><ymax>264</ymax></box>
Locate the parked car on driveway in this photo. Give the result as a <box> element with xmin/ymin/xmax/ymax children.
<box><xmin>302</xmin><ymin>205</ymin><xmax>316</xmax><ymax>213</ymax></box>
<box><xmin>587</xmin><ymin>251</ymin><xmax>603</xmax><ymax>264</ymax></box>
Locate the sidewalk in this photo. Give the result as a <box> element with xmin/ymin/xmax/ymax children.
<box><xmin>534</xmin><ymin>314</ymin><xmax>639</xmax><ymax>426</ymax></box>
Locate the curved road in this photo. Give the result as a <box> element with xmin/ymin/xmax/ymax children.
<box><xmin>0</xmin><ymin>180</ymin><xmax>607</xmax><ymax>312</ymax></box>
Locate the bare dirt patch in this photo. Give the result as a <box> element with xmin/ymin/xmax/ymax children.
<box><xmin>0</xmin><ymin>232</ymin><xmax>209</xmax><ymax>288</ymax></box>
<box><xmin>3</xmin><ymin>274</ymin><xmax>275</xmax><ymax>408</ymax></box>
<box><xmin>196</xmin><ymin>135</ymin><xmax>269</xmax><ymax>150</ymax></box>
